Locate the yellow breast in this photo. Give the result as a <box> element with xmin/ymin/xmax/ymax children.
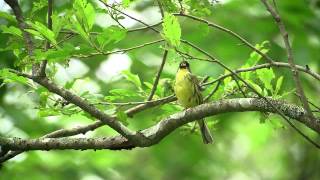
<box><xmin>174</xmin><ymin>69</ymin><xmax>197</xmax><ymax>108</ymax></box>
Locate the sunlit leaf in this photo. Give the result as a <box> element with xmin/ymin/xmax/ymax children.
<box><xmin>0</xmin><ymin>69</ymin><xmax>28</xmax><ymax>85</ymax></box>
<box><xmin>246</xmin><ymin>41</ymin><xmax>269</xmax><ymax>67</ymax></box>
<box><xmin>274</xmin><ymin>76</ymin><xmax>283</xmax><ymax>95</ymax></box>
<box><xmin>97</xmin><ymin>26</ymin><xmax>127</xmax><ymax>49</ymax></box>
<box><xmin>122</xmin><ymin>70</ymin><xmax>142</xmax><ymax>89</ymax></box>
<box><xmin>162</xmin><ymin>13</ymin><xmax>181</xmax><ymax>47</ymax></box>
<box><xmin>0</xmin><ymin>11</ymin><xmax>16</xmax><ymax>22</ymax></box>
<box><xmin>247</xmin><ymin>80</ymin><xmax>262</xmax><ymax>94</ymax></box>
<box><xmin>73</xmin><ymin>0</ymin><xmax>96</xmax><ymax>32</ymax></box>
<box><xmin>31</xmin><ymin>0</ymin><xmax>47</xmax><ymax>15</ymax></box>
<box><xmin>116</xmin><ymin>109</ymin><xmax>128</xmax><ymax>126</ymax></box>
<box><xmin>256</xmin><ymin>68</ymin><xmax>275</xmax><ymax>91</ymax></box>
<box><xmin>0</xmin><ymin>25</ymin><xmax>22</xmax><ymax>38</ymax></box>
<box><xmin>27</xmin><ymin>21</ymin><xmax>57</xmax><ymax>46</ymax></box>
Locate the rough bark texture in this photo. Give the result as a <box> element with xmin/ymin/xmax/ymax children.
<box><xmin>1</xmin><ymin>98</ymin><xmax>318</xmax><ymax>151</ymax></box>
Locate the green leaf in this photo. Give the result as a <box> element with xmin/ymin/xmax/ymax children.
<box><xmin>274</xmin><ymin>76</ymin><xmax>283</xmax><ymax>95</ymax></box>
<box><xmin>245</xmin><ymin>41</ymin><xmax>269</xmax><ymax>67</ymax></box>
<box><xmin>52</xmin><ymin>13</ymin><xmax>66</xmax><ymax>38</ymax></box>
<box><xmin>0</xmin><ymin>25</ymin><xmax>22</xmax><ymax>38</ymax></box>
<box><xmin>122</xmin><ymin>0</ymin><xmax>133</xmax><ymax>7</ymax></box>
<box><xmin>73</xmin><ymin>0</ymin><xmax>96</xmax><ymax>32</ymax></box>
<box><xmin>187</xmin><ymin>0</ymin><xmax>213</xmax><ymax>17</ymax></box>
<box><xmin>256</xmin><ymin>68</ymin><xmax>275</xmax><ymax>91</ymax></box>
<box><xmin>25</xmin><ymin>29</ymin><xmax>43</xmax><ymax>39</ymax></box>
<box><xmin>116</xmin><ymin>109</ymin><xmax>128</xmax><ymax>126</ymax></box>
<box><xmin>38</xmin><ymin>108</ymin><xmax>60</xmax><ymax>117</ymax></box>
<box><xmin>161</xmin><ymin>0</ymin><xmax>179</xmax><ymax>13</ymax></box>
<box><xmin>97</xmin><ymin>26</ymin><xmax>127</xmax><ymax>49</ymax></box>
<box><xmin>105</xmin><ymin>89</ymin><xmax>142</xmax><ymax>101</ymax></box>
<box><xmin>247</xmin><ymin>80</ymin><xmax>262</xmax><ymax>94</ymax></box>
<box><xmin>122</xmin><ymin>70</ymin><xmax>142</xmax><ymax>89</ymax></box>
<box><xmin>31</xmin><ymin>0</ymin><xmax>47</xmax><ymax>15</ymax></box>
<box><xmin>162</xmin><ymin>13</ymin><xmax>181</xmax><ymax>47</ymax></box>
<box><xmin>143</xmin><ymin>82</ymin><xmax>153</xmax><ymax>89</ymax></box>
<box><xmin>27</xmin><ymin>21</ymin><xmax>57</xmax><ymax>46</ymax></box>
<box><xmin>34</xmin><ymin>44</ymin><xmax>74</xmax><ymax>62</ymax></box>
<box><xmin>71</xmin><ymin>17</ymin><xmax>90</xmax><ymax>42</ymax></box>
<box><xmin>0</xmin><ymin>11</ymin><xmax>17</xmax><ymax>22</ymax></box>
<box><xmin>0</xmin><ymin>69</ymin><xmax>28</xmax><ymax>85</ymax></box>
<box><xmin>109</xmin><ymin>89</ymin><xmax>139</xmax><ymax>98</ymax></box>
<box><xmin>46</xmin><ymin>49</ymin><xmax>72</xmax><ymax>62</ymax></box>
<box><xmin>39</xmin><ymin>91</ymin><xmax>49</xmax><ymax>107</ymax></box>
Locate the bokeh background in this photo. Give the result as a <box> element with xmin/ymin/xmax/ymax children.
<box><xmin>0</xmin><ymin>0</ymin><xmax>320</xmax><ymax>179</ymax></box>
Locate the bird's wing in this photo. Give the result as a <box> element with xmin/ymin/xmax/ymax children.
<box><xmin>187</xmin><ymin>73</ymin><xmax>203</xmax><ymax>105</ymax></box>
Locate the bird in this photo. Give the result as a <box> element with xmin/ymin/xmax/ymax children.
<box><xmin>174</xmin><ymin>60</ymin><xmax>213</xmax><ymax>144</ymax></box>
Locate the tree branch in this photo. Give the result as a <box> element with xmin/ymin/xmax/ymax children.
<box><xmin>147</xmin><ymin>50</ymin><xmax>168</xmax><ymax>100</ymax></box>
<box><xmin>39</xmin><ymin>0</ymin><xmax>53</xmax><ymax>77</ymax></box>
<box><xmin>180</xmin><ymin>40</ymin><xmax>320</xmax><ymax>148</ymax></box>
<box><xmin>0</xmin><ymin>95</ymin><xmax>176</xmax><ymax>163</ymax></box>
<box><xmin>260</xmin><ymin>0</ymin><xmax>316</xmax><ymax>121</ymax></box>
<box><xmin>31</xmin><ymin>77</ymin><xmax>140</xmax><ymax>142</ymax></box>
<box><xmin>4</xmin><ymin>0</ymin><xmax>39</xmax><ymax>75</ymax></box>
<box><xmin>174</xmin><ymin>13</ymin><xmax>274</xmax><ymax>64</ymax></box>
<box><xmin>75</xmin><ymin>39</ymin><xmax>164</xmax><ymax>58</ymax></box>
<box><xmin>1</xmin><ymin>98</ymin><xmax>319</xmax><ymax>151</ymax></box>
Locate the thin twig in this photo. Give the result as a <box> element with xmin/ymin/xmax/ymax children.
<box><xmin>181</xmin><ymin>40</ymin><xmax>320</xmax><ymax>149</ymax></box>
<box><xmin>260</xmin><ymin>0</ymin><xmax>315</xmax><ymax>121</ymax></box>
<box><xmin>96</xmin><ymin>96</ymin><xmax>173</xmax><ymax>106</ymax></box>
<box><xmin>0</xmin><ymin>94</ymin><xmax>176</xmax><ymax>163</ymax></box>
<box><xmin>232</xmin><ymin>75</ymin><xmax>247</xmax><ymax>98</ymax></box>
<box><xmin>39</xmin><ymin>0</ymin><xmax>53</xmax><ymax>77</ymax></box>
<box><xmin>204</xmin><ymin>80</ymin><xmax>221</xmax><ymax>102</ymax></box>
<box><xmin>99</xmin><ymin>0</ymin><xmax>160</xmax><ymax>33</ymax></box>
<box><xmin>147</xmin><ymin>50</ymin><xmax>168</xmax><ymax>100</ymax></box>
<box><xmin>155</xmin><ymin>0</ymin><xmax>164</xmax><ymax>17</ymax></box>
<box><xmin>75</xmin><ymin>39</ymin><xmax>164</xmax><ymax>58</ymax></box>
<box><xmin>174</xmin><ymin>13</ymin><xmax>274</xmax><ymax>64</ymax></box>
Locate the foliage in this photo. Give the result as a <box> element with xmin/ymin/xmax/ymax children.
<box><xmin>0</xmin><ymin>0</ymin><xmax>319</xmax><ymax>179</ymax></box>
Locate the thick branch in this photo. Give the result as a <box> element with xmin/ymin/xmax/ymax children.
<box><xmin>1</xmin><ymin>98</ymin><xmax>319</xmax><ymax>151</ymax></box>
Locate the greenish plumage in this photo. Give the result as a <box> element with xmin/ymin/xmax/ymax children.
<box><xmin>174</xmin><ymin>61</ymin><xmax>213</xmax><ymax>144</ymax></box>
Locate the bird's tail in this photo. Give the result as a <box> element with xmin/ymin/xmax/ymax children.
<box><xmin>197</xmin><ymin>119</ymin><xmax>213</xmax><ymax>144</ymax></box>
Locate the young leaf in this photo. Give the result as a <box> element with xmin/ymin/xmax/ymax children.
<box><xmin>97</xmin><ymin>26</ymin><xmax>127</xmax><ymax>49</ymax></box>
<box><xmin>27</xmin><ymin>21</ymin><xmax>57</xmax><ymax>46</ymax></box>
<box><xmin>274</xmin><ymin>76</ymin><xmax>283</xmax><ymax>95</ymax></box>
<box><xmin>162</xmin><ymin>13</ymin><xmax>181</xmax><ymax>47</ymax></box>
<box><xmin>31</xmin><ymin>0</ymin><xmax>47</xmax><ymax>15</ymax></box>
<box><xmin>52</xmin><ymin>13</ymin><xmax>66</xmax><ymax>38</ymax></box>
<box><xmin>70</xmin><ymin>17</ymin><xmax>90</xmax><ymax>42</ymax></box>
<box><xmin>116</xmin><ymin>109</ymin><xmax>128</xmax><ymax>126</ymax></box>
<box><xmin>0</xmin><ymin>25</ymin><xmax>22</xmax><ymax>38</ymax></box>
<box><xmin>122</xmin><ymin>70</ymin><xmax>142</xmax><ymax>89</ymax></box>
<box><xmin>0</xmin><ymin>69</ymin><xmax>28</xmax><ymax>85</ymax></box>
<box><xmin>247</xmin><ymin>80</ymin><xmax>263</xmax><ymax>94</ymax></box>
<box><xmin>256</xmin><ymin>68</ymin><xmax>275</xmax><ymax>91</ymax></box>
<box><xmin>109</xmin><ymin>89</ymin><xmax>138</xmax><ymax>97</ymax></box>
<box><xmin>122</xmin><ymin>0</ymin><xmax>133</xmax><ymax>7</ymax></box>
<box><xmin>0</xmin><ymin>11</ymin><xmax>16</xmax><ymax>22</ymax></box>
<box><xmin>73</xmin><ymin>0</ymin><xmax>96</xmax><ymax>32</ymax></box>
<box><xmin>245</xmin><ymin>41</ymin><xmax>269</xmax><ymax>67</ymax></box>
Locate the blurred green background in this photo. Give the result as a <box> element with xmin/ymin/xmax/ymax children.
<box><xmin>0</xmin><ymin>0</ymin><xmax>320</xmax><ymax>179</ymax></box>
